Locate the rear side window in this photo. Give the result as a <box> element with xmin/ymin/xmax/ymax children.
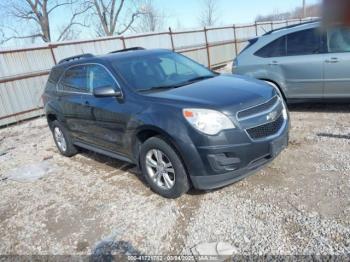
<box><xmin>328</xmin><ymin>27</ymin><xmax>350</xmax><ymax>53</ymax></box>
<box><xmin>287</xmin><ymin>28</ymin><xmax>321</xmax><ymax>56</ymax></box>
<box><xmin>240</xmin><ymin>37</ymin><xmax>258</xmax><ymax>54</ymax></box>
<box><xmin>45</xmin><ymin>68</ymin><xmax>63</xmax><ymax>91</ymax></box>
<box><xmin>254</xmin><ymin>36</ymin><xmax>286</xmax><ymax>58</ymax></box>
<box><xmin>60</xmin><ymin>65</ymin><xmax>89</xmax><ymax>93</ymax></box>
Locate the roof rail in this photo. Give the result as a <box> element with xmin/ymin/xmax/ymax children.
<box><xmin>109</xmin><ymin>47</ymin><xmax>145</xmax><ymax>54</ymax></box>
<box><xmin>263</xmin><ymin>19</ymin><xmax>321</xmax><ymax>36</ymax></box>
<box><xmin>58</xmin><ymin>53</ymin><xmax>94</xmax><ymax>64</ymax></box>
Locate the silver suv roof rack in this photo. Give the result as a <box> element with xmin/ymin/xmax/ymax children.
<box><xmin>263</xmin><ymin>19</ymin><xmax>321</xmax><ymax>36</ymax></box>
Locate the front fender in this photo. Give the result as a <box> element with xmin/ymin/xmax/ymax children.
<box><xmin>129</xmin><ymin>105</ymin><xmax>204</xmax><ymax>176</ymax></box>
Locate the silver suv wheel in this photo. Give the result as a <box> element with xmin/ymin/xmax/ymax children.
<box><xmin>54</xmin><ymin>127</ymin><xmax>67</xmax><ymax>152</ymax></box>
<box><xmin>145</xmin><ymin>149</ymin><xmax>175</xmax><ymax>190</ymax></box>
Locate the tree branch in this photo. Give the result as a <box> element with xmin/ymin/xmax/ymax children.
<box><xmin>117</xmin><ymin>11</ymin><xmax>142</xmax><ymax>35</ymax></box>
<box><xmin>56</xmin><ymin>4</ymin><xmax>90</xmax><ymax>41</ymax></box>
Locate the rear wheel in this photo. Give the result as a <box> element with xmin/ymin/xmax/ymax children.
<box><xmin>140</xmin><ymin>136</ymin><xmax>190</xmax><ymax>198</ymax></box>
<box><xmin>51</xmin><ymin>120</ymin><xmax>78</xmax><ymax>157</ymax></box>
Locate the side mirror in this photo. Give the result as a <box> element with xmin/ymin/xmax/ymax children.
<box><xmin>93</xmin><ymin>85</ymin><xmax>122</xmax><ymax>98</ymax></box>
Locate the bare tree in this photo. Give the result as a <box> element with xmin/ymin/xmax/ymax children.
<box><xmin>135</xmin><ymin>0</ymin><xmax>165</xmax><ymax>32</ymax></box>
<box><xmin>255</xmin><ymin>3</ymin><xmax>321</xmax><ymax>22</ymax></box>
<box><xmin>87</xmin><ymin>0</ymin><xmax>145</xmax><ymax>36</ymax></box>
<box><xmin>0</xmin><ymin>0</ymin><xmax>89</xmax><ymax>44</ymax></box>
<box><xmin>198</xmin><ymin>0</ymin><xmax>220</xmax><ymax>27</ymax></box>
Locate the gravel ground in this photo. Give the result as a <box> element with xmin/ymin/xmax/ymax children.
<box><xmin>0</xmin><ymin>103</ymin><xmax>349</xmax><ymax>257</ymax></box>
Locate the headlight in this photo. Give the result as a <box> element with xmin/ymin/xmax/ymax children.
<box><xmin>183</xmin><ymin>108</ymin><xmax>235</xmax><ymax>135</ymax></box>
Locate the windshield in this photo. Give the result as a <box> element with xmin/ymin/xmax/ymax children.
<box><xmin>111</xmin><ymin>52</ymin><xmax>216</xmax><ymax>92</ymax></box>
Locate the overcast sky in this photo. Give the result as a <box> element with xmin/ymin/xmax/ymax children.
<box><xmin>1</xmin><ymin>0</ymin><xmax>322</xmax><ymax>47</ymax></box>
<box><xmin>155</xmin><ymin>0</ymin><xmax>321</xmax><ymax>29</ymax></box>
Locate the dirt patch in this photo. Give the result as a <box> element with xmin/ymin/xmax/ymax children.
<box><xmin>0</xmin><ymin>103</ymin><xmax>349</xmax><ymax>255</ymax></box>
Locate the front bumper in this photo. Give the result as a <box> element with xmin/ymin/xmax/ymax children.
<box><xmin>190</xmin><ymin>130</ymin><xmax>288</xmax><ymax>190</ymax></box>
<box><xmin>184</xmin><ymin>119</ymin><xmax>289</xmax><ymax>190</ymax></box>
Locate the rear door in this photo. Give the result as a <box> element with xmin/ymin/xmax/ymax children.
<box><xmin>254</xmin><ymin>28</ymin><xmax>325</xmax><ymax>99</ymax></box>
<box><xmin>58</xmin><ymin>65</ymin><xmax>91</xmax><ymax>140</ymax></box>
<box><xmin>278</xmin><ymin>28</ymin><xmax>325</xmax><ymax>99</ymax></box>
<box><xmin>324</xmin><ymin>26</ymin><xmax>350</xmax><ymax>98</ymax></box>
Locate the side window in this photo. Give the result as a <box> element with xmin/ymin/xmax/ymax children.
<box><xmin>286</xmin><ymin>29</ymin><xmax>321</xmax><ymax>56</ymax></box>
<box><xmin>46</xmin><ymin>68</ymin><xmax>63</xmax><ymax>91</ymax></box>
<box><xmin>254</xmin><ymin>36</ymin><xmax>286</xmax><ymax>58</ymax></box>
<box><xmin>328</xmin><ymin>27</ymin><xmax>350</xmax><ymax>53</ymax></box>
<box><xmin>60</xmin><ymin>65</ymin><xmax>88</xmax><ymax>93</ymax></box>
<box><xmin>87</xmin><ymin>65</ymin><xmax>116</xmax><ymax>90</ymax></box>
<box><xmin>160</xmin><ymin>57</ymin><xmax>194</xmax><ymax>75</ymax></box>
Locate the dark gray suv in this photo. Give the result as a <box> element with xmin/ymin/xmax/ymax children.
<box><xmin>43</xmin><ymin>48</ymin><xmax>289</xmax><ymax>198</ymax></box>
<box><xmin>233</xmin><ymin>21</ymin><xmax>350</xmax><ymax>102</ymax></box>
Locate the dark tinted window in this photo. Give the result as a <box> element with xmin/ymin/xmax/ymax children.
<box><xmin>287</xmin><ymin>29</ymin><xmax>321</xmax><ymax>56</ymax></box>
<box><xmin>60</xmin><ymin>65</ymin><xmax>88</xmax><ymax>93</ymax></box>
<box><xmin>255</xmin><ymin>36</ymin><xmax>286</xmax><ymax>58</ymax></box>
<box><xmin>328</xmin><ymin>27</ymin><xmax>350</xmax><ymax>52</ymax></box>
<box><xmin>46</xmin><ymin>68</ymin><xmax>63</xmax><ymax>91</ymax></box>
<box><xmin>87</xmin><ymin>65</ymin><xmax>116</xmax><ymax>90</ymax></box>
<box><xmin>48</xmin><ymin>68</ymin><xmax>63</xmax><ymax>83</ymax></box>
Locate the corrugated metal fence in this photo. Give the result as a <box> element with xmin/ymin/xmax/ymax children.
<box><xmin>0</xmin><ymin>17</ymin><xmax>314</xmax><ymax>126</ymax></box>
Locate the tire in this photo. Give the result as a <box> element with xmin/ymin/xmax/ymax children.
<box><xmin>140</xmin><ymin>136</ymin><xmax>190</xmax><ymax>198</ymax></box>
<box><xmin>51</xmin><ymin>120</ymin><xmax>78</xmax><ymax>157</ymax></box>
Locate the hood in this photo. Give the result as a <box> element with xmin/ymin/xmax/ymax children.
<box><xmin>143</xmin><ymin>75</ymin><xmax>276</xmax><ymax>114</ymax></box>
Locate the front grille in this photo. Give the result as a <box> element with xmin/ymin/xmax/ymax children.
<box><xmin>246</xmin><ymin>114</ymin><xmax>284</xmax><ymax>139</ymax></box>
<box><xmin>238</xmin><ymin>96</ymin><xmax>278</xmax><ymax>119</ymax></box>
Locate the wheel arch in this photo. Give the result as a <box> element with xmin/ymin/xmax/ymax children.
<box><xmin>259</xmin><ymin>78</ymin><xmax>287</xmax><ymax>101</ymax></box>
<box><xmin>132</xmin><ymin>126</ymin><xmax>191</xmax><ymax>182</ymax></box>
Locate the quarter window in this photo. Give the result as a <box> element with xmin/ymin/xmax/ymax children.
<box><xmin>328</xmin><ymin>27</ymin><xmax>350</xmax><ymax>53</ymax></box>
<box><xmin>60</xmin><ymin>65</ymin><xmax>89</xmax><ymax>93</ymax></box>
<box><xmin>286</xmin><ymin>29</ymin><xmax>321</xmax><ymax>56</ymax></box>
<box><xmin>254</xmin><ymin>36</ymin><xmax>286</xmax><ymax>58</ymax></box>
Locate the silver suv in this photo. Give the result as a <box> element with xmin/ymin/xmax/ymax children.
<box><xmin>233</xmin><ymin>21</ymin><xmax>350</xmax><ymax>102</ymax></box>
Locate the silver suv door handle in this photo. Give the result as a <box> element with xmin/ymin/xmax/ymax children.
<box><xmin>325</xmin><ymin>57</ymin><xmax>339</xmax><ymax>63</ymax></box>
<box><xmin>268</xmin><ymin>61</ymin><xmax>279</xmax><ymax>66</ymax></box>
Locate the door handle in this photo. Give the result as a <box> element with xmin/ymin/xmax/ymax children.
<box><xmin>325</xmin><ymin>57</ymin><xmax>339</xmax><ymax>63</ymax></box>
<box><xmin>268</xmin><ymin>61</ymin><xmax>279</xmax><ymax>66</ymax></box>
<box><xmin>84</xmin><ymin>101</ymin><xmax>90</xmax><ymax>107</ymax></box>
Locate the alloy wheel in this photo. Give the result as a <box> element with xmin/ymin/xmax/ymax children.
<box><xmin>145</xmin><ymin>149</ymin><xmax>175</xmax><ymax>190</ymax></box>
<box><xmin>54</xmin><ymin>127</ymin><xmax>67</xmax><ymax>152</ymax></box>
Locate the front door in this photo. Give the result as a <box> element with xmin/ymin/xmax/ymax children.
<box><xmin>324</xmin><ymin>26</ymin><xmax>350</xmax><ymax>98</ymax></box>
<box><xmin>81</xmin><ymin>64</ymin><xmax>129</xmax><ymax>154</ymax></box>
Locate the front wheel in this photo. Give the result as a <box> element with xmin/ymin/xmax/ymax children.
<box><xmin>140</xmin><ymin>136</ymin><xmax>190</xmax><ymax>198</ymax></box>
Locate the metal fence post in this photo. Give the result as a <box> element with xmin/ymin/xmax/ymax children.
<box><xmin>255</xmin><ymin>22</ymin><xmax>258</xmax><ymax>36</ymax></box>
<box><xmin>271</xmin><ymin>21</ymin><xmax>274</xmax><ymax>30</ymax></box>
<box><xmin>233</xmin><ymin>25</ymin><xmax>238</xmax><ymax>57</ymax></box>
<box><xmin>121</xmin><ymin>36</ymin><xmax>126</xmax><ymax>49</ymax></box>
<box><xmin>169</xmin><ymin>27</ymin><xmax>175</xmax><ymax>51</ymax></box>
<box><xmin>204</xmin><ymin>27</ymin><xmax>211</xmax><ymax>68</ymax></box>
<box><xmin>49</xmin><ymin>44</ymin><xmax>57</xmax><ymax>65</ymax></box>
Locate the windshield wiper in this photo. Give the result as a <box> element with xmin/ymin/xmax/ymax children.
<box><xmin>138</xmin><ymin>75</ymin><xmax>217</xmax><ymax>93</ymax></box>
<box><xmin>177</xmin><ymin>75</ymin><xmax>216</xmax><ymax>87</ymax></box>
<box><xmin>138</xmin><ymin>85</ymin><xmax>176</xmax><ymax>93</ymax></box>
<box><xmin>186</xmin><ymin>75</ymin><xmax>216</xmax><ymax>82</ymax></box>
